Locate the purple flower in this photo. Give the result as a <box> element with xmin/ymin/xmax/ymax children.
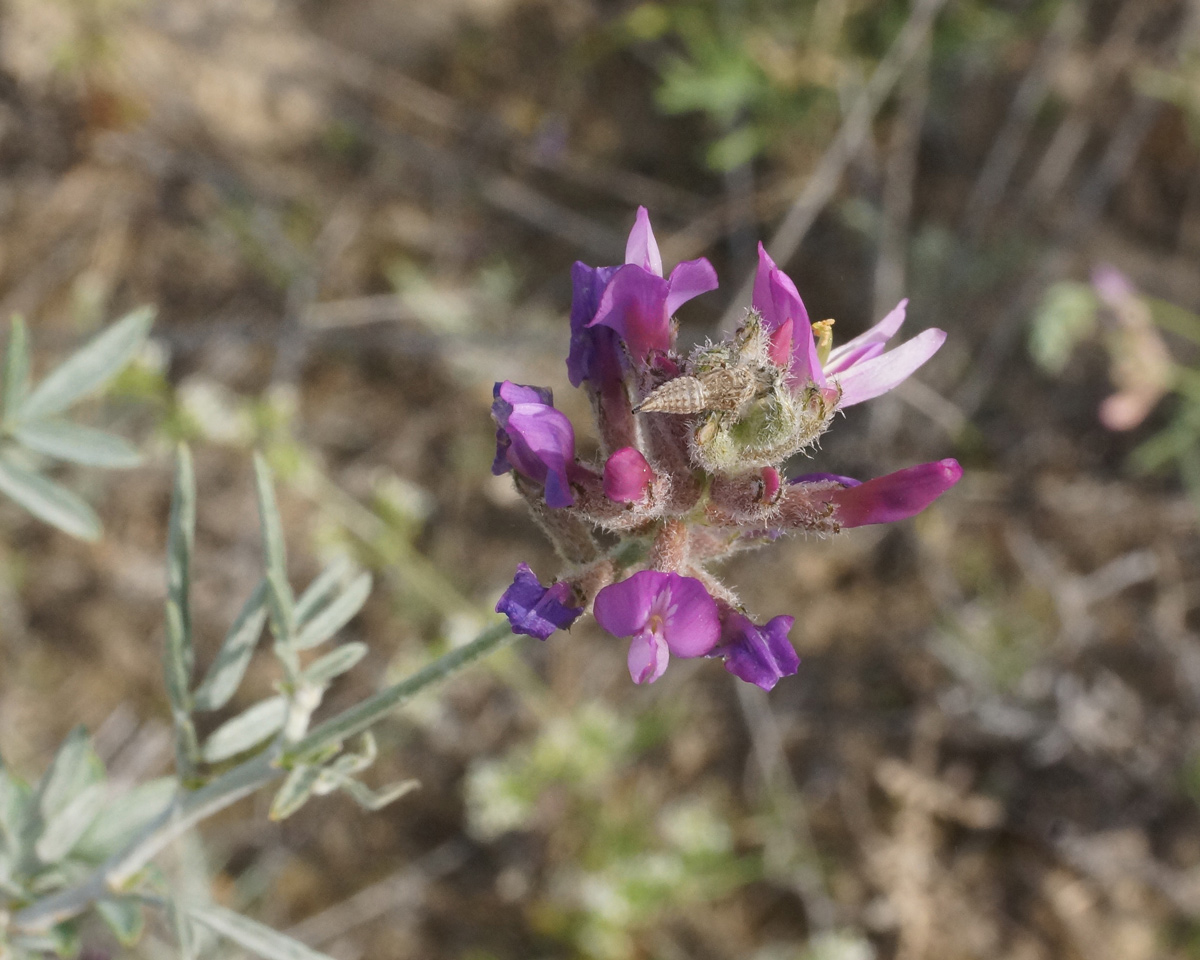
<box><xmin>603</xmin><ymin>446</ymin><xmax>656</xmax><ymax>503</ymax></box>
<box><xmin>492</xmin><ymin>381</ymin><xmax>578</xmax><ymax>508</ymax></box>
<box><xmin>717</xmin><ymin>611</ymin><xmax>798</xmax><ymax>691</ymax></box>
<box><xmin>593</xmin><ymin>570</ymin><xmax>720</xmax><ymax>684</ymax></box>
<box><xmin>567</xmin><ymin>262</ymin><xmax>622</xmax><ymax>389</ymax></box>
<box><xmin>496</xmin><ymin>563</ymin><xmax>583</xmax><ymax>640</ymax></box>
<box><xmin>792</xmin><ymin>458</ymin><xmax>963</xmax><ymax>527</ymax></box>
<box><xmin>753</xmin><ymin>244</ymin><xmax>945</xmax><ymax>406</ymax></box>
<box><xmin>588</xmin><ymin>207</ymin><xmax>718</xmax><ymax>365</ymax></box>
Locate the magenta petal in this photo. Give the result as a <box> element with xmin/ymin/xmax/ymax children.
<box><xmin>491</xmin><ymin>381</ymin><xmax>578</xmax><ymax>508</ymax></box>
<box><xmin>830</xmin><ymin>459</ymin><xmax>962</xmax><ymax>527</ymax></box>
<box><xmin>604</xmin><ymin>446</ymin><xmax>655</xmax><ymax>503</ymax></box>
<box><xmin>593</xmin><ymin>570</ymin><xmax>671</xmax><ymax>638</ymax></box>
<box><xmin>660</xmin><ymin>575</ymin><xmax>720</xmax><ymax>657</ymax></box>
<box><xmin>835</xmin><ymin>327</ymin><xmax>946</xmax><ymax>407</ymax></box>
<box><xmin>625</xmin><ymin>206</ymin><xmax>663</xmax><ymax>276</ymax></box>
<box><xmin>752</xmin><ymin>243</ymin><xmax>779</xmax><ymax>323</ymax></box>
<box><xmin>628</xmin><ymin>629</ymin><xmax>670</xmax><ymax>684</ymax></box>
<box><xmin>786</xmin><ymin>297</ymin><xmax>825</xmax><ymax>388</ymax></box>
<box><xmin>664</xmin><ymin>258</ymin><xmax>719</xmax><ymax>317</ymax></box>
<box><xmin>824</xmin><ymin>299</ymin><xmax>908</xmax><ymax>373</ymax></box>
<box><xmin>589</xmin><ymin>264</ymin><xmax>673</xmax><ymax>362</ymax></box>
<box><xmin>767</xmin><ymin>317</ymin><xmax>793</xmax><ymax>367</ymax></box>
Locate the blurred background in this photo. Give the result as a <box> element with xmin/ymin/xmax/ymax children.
<box><xmin>3</xmin><ymin>0</ymin><xmax>1200</xmax><ymax>957</ymax></box>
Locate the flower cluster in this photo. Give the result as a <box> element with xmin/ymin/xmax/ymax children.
<box><xmin>493</xmin><ymin>208</ymin><xmax>961</xmax><ymax>690</ymax></box>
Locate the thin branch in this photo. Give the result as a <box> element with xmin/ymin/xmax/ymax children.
<box><xmin>9</xmin><ymin>619</ymin><xmax>519</xmax><ymax>935</ymax></box>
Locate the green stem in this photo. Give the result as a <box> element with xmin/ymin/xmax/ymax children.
<box><xmin>9</xmin><ymin>619</ymin><xmax>519</xmax><ymax>935</ymax></box>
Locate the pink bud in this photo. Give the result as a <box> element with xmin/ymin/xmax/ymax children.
<box><xmin>603</xmin><ymin>447</ymin><xmax>656</xmax><ymax>503</ymax></box>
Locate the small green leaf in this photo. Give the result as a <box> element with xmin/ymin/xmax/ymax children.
<box><xmin>336</xmin><ymin>774</ymin><xmax>420</xmax><ymax>812</ymax></box>
<box><xmin>294</xmin><ymin>556</ymin><xmax>353</xmax><ymax>626</ymax></box>
<box><xmin>201</xmin><ymin>697</ymin><xmax>287</xmax><ymax>764</ymax></box>
<box><xmin>17</xmin><ymin>306</ymin><xmax>154</xmax><ymax>421</ymax></box>
<box><xmin>12</xmin><ymin>421</ymin><xmax>140</xmax><ymax>468</ymax></box>
<box><xmin>37</xmin><ymin>728</ymin><xmax>103</xmax><ymax>824</ymax></box>
<box><xmin>3</xmin><ymin>315</ymin><xmax>30</xmax><ymax>423</ymax></box>
<box><xmin>165</xmin><ymin>445</ymin><xmax>198</xmax><ymax>777</ymax></box>
<box><xmin>294</xmin><ymin>573</ymin><xmax>372</xmax><ymax>650</ymax></box>
<box><xmin>253</xmin><ymin>455</ymin><xmax>295</xmax><ymax>640</ymax></box>
<box><xmin>303</xmin><ymin>643</ymin><xmax>368</xmax><ymax>686</ymax></box>
<box><xmin>74</xmin><ymin>777</ymin><xmax>175</xmax><ymax>863</ymax></box>
<box><xmin>192</xmin><ymin>582</ymin><xmax>268</xmax><ymax>712</ymax></box>
<box><xmin>0</xmin><ymin>760</ymin><xmax>33</xmax><ymax>860</ymax></box>
<box><xmin>185</xmin><ymin>903</ymin><xmax>337</xmax><ymax>960</ymax></box>
<box><xmin>0</xmin><ymin>451</ymin><xmax>101</xmax><ymax>540</ymax></box>
<box><xmin>97</xmin><ymin>897</ymin><xmax>145</xmax><ymax>947</ymax></box>
<box><xmin>269</xmin><ymin>765</ymin><xmax>322</xmax><ymax>821</ymax></box>
<box><xmin>35</xmin><ymin>782</ymin><xmax>106</xmax><ymax>863</ymax></box>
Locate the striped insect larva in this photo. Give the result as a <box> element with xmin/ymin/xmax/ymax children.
<box><xmin>634</xmin><ymin>366</ymin><xmax>758</xmax><ymax>415</ymax></box>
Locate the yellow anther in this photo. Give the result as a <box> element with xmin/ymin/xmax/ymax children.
<box><xmin>812</xmin><ymin>319</ymin><xmax>835</xmax><ymax>365</ymax></box>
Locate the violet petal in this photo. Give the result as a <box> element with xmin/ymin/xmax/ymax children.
<box><xmin>720</xmin><ymin>612</ymin><xmax>798</xmax><ymax>691</ymax></box>
<box><xmin>496</xmin><ymin>563</ymin><xmax>583</xmax><ymax>640</ymax></box>
<box><xmin>589</xmin><ymin>264</ymin><xmax>673</xmax><ymax>363</ymax></box>
<box><xmin>567</xmin><ymin>262</ymin><xmax>621</xmax><ymax>388</ymax></box>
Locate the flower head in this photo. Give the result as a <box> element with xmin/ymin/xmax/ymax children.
<box><xmin>587</xmin><ymin>207</ymin><xmax>718</xmax><ymax>366</ymax></box>
<box><xmin>496</xmin><ymin>563</ymin><xmax>583</xmax><ymax>640</ymax></box>
<box><xmin>593</xmin><ymin>571</ymin><xmax>720</xmax><ymax>684</ymax></box>
<box><xmin>717</xmin><ymin>611</ymin><xmax>798</xmax><ymax>691</ymax></box>
<box><xmin>491</xmin><ymin>381</ymin><xmax>578</xmax><ymax>508</ymax></box>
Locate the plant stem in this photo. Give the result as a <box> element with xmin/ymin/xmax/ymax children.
<box><xmin>9</xmin><ymin>619</ymin><xmax>519</xmax><ymax>935</ymax></box>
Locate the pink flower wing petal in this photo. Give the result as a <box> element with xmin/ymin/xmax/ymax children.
<box><xmin>831</xmin><ymin>459</ymin><xmax>962</xmax><ymax>527</ymax></box>
<box><xmin>835</xmin><ymin>327</ymin><xmax>946</xmax><ymax>407</ymax></box>
<box><xmin>824</xmin><ymin>299</ymin><xmax>908</xmax><ymax>373</ymax></box>
<box><xmin>628</xmin><ymin>630</ymin><xmax>670</xmax><ymax>684</ymax></box>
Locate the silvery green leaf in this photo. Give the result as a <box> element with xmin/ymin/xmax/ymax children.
<box><xmin>35</xmin><ymin>782</ymin><xmax>106</xmax><ymax>863</ymax></box>
<box><xmin>201</xmin><ymin>697</ymin><xmax>287</xmax><ymax>764</ymax></box>
<box><xmin>3</xmin><ymin>315</ymin><xmax>29</xmax><ymax>423</ymax></box>
<box><xmin>0</xmin><ymin>760</ymin><xmax>33</xmax><ymax>858</ymax></box>
<box><xmin>165</xmin><ymin>445</ymin><xmax>199</xmax><ymax>777</ymax></box>
<box><xmin>294</xmin><ymin>555</ymin><xmax>353</xmax><ymax>626</ymax></box>
<box><xmin>74</xmin><ymin>777</ymin><xmax>175</xmax><ymax>862</ymax></box>
<box><xmin>13</xmin><ymin>420</ymin><xmax>140</xmax><ymax>468</ymax></box>
<box><xmin>302</xmin><ymin>643</ymin><xmax>368</xmax><ymax>686</ymax></box>
<box><xmin>37</xmin><ymin>728</ymin><xmax>103</xmax><ymax>823</ymax></box>
<box><xmin>192</xmin><ymin>582</ymin><xmax>268</xmax><ymax>712</ymax></box>
<box><xmin>253</xmin><ymin>455</ymin><xmax>295</xmax><ymax>640</ymax></box>
<box><xmin>294</xmin><ymin>573</ymin><xmax>372</xmax><ymax>650</ymax></box>
<box><xmin>185</xmin><ymin>903</ymin><xmax>336</xmax><ymax>960</ymax></box>
<box><xmin>0</xmin><ymin>451</ymin><xmax>101</xmax><ymax>540</ymax></box>
<box><xmin>336</xmin><ymin>774</ymin><xmax>419</xmax><ymax>812</ymax></box>
<box><xmin>17</xmin><ymin>306</ymin><xmax>154</xmax><ymax>421</ymax></box>
<box><xmin>96</xmin><ymin>897</ymin><xmax>145</xmax><ymax>946</ymax></box>
<box><xmin>269</xmin><ymin>765</ymin><xmax>322</xmax><ymax>821</ymax></box>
